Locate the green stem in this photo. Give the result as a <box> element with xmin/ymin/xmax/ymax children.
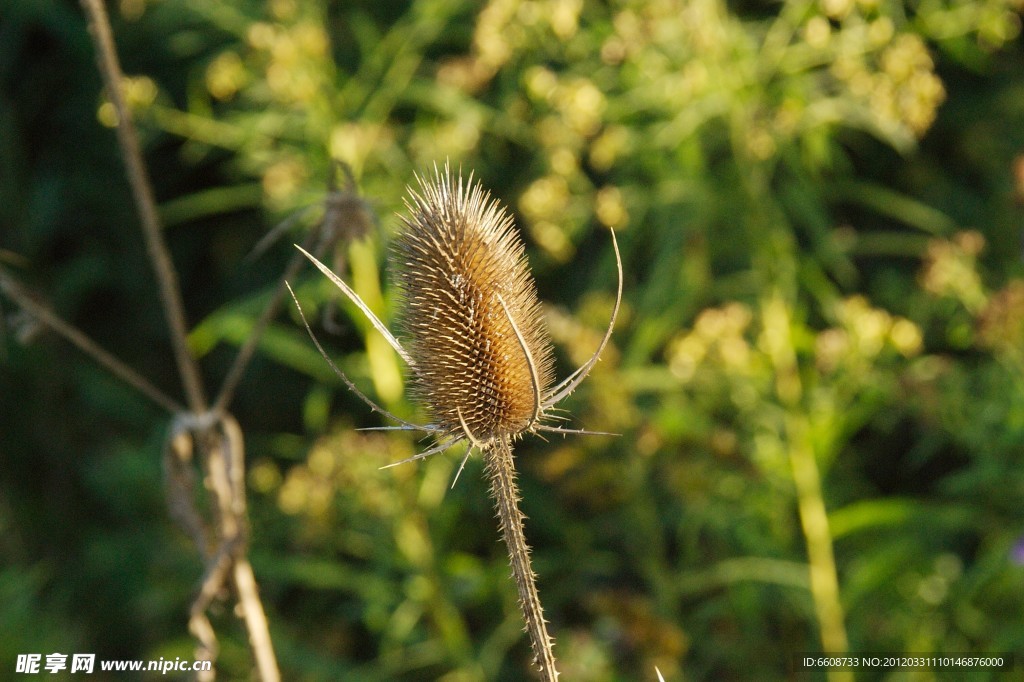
<box><xmin>786</xmin><ymin>414</ymin><xmax>851</xmax><ymax>673</ymax></box>
<box><xmin>762</xmin><ymin>295</ymin><xmax>850</xmax><ymax>682</ymax></box>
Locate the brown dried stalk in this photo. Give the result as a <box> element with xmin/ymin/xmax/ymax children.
<box><xmin>80</xmin><ymin>0</ymin><xmax>207</xmax><ymax>413</ymax></box>
<box><xmin>0</xmin><ymin>268</ymin><xmax>183</xmax><ymax>413</ymax></box>
<box><xmin>76</xmin><ymin>2</ymin><xmax>282</xmax><ymax>679</ymax></box>
<box><xmin>289</xmin><ymin>164</ymin><xmax>622</xmax><ymax>680</ymax></box>
<box><xmin>165</xmin><ymin>412</ymin><xmax>279</xmax><ymax>682</ymax></box>
<box><xmin>216</xmin><ymin>161</ymin><xmax>375</xmax><ymax>412</ymax></box>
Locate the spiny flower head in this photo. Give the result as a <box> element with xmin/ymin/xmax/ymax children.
<box><xmin>392</xmin><ymin>166</ymin><xmax>555</xmax><ymax>444</ymax></box>
<box><xmin>290</xmin><ymin>162</ymin><xmax>620</xmax><ymax>470</ymax></box>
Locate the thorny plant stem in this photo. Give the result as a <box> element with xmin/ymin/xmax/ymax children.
<box><xmin>484</xmin><ymin>439</ymin><xmax>558</xmax><ymax>681</ymax></box>
<box><xmin>80</xmin><ymin>0</ymin><xmax>207</xmax><ymax>413</ymax></box>
<box><xmin>0</xmin><ymin>268</ymin><xmax>183</xmax><ymax>414</ymax></box>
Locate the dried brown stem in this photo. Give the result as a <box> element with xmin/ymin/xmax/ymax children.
<box><xmin>213</xmin><ymin>227</ymin><xmax>322</xmax><ymax>413</ymax></box>
<box><xmin>215</xmin><ymin>416</ymin><xmax>279</xmax><ymax>682</ymax></box>
<box><xmin>0</xmin><ymin>268</ymin><xmax>182</xmax><ymax>413</ymax></box>
<box><xmin>484</xmin><ymin>438</ymin><xmax>558</xmax><ymax>681</ymax></box>
<box><xmin>164</xmin><ymin>425</ymin><xmax>211</xmax><ymax>555</ymax></box>
<box><xmin>232</xmin><ymin>558</ymin><xmax>279</xmax><ymax>682</ymax></box>
<box><xmin>77</xmin><ymin>4</ymin><xmax>282</xmax><ymax>678</ymax></box>
<box><xmin>167</xmin><ymin>413</ymin><xmax>281</xmax><ymax>682</ymax></box>
<box><xmin>79</xmin><ymin>0</ymin><xmax>207</xmax><ymax>413</ymax></box>
<box><xmin>189</xmin><ymin>544</ymin><xmax>233</xmax><ymax>680</ymax></box>
<box><xmin>215</xmin><ymin>162</ymin><xmax>374</xmax><ymax>412</ymax></box>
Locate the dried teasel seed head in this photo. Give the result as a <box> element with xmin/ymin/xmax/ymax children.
<box><xmin>393</xmin><ymin>165</ymin><xmax>555</xmax><ymax>444</ymax></box>
<box><xmin>325</xmin><ymin>160</ymin><xmax>375</xmax><ymax>243</ymax></box>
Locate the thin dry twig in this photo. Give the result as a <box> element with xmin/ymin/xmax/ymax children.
<box><xmin>166</xmin><ymin>412</ymin><xmax>281</xmax><ymax>682</ymax></box>
<box><xmin>79</xmin><ymin>0</ymin><xmax>207</xmax><ymax>413</ymax></box>
<box><xmin>232</xmin><ymin>557</ymin><xmax>279</xmax><ymax>682</ymax></box>
<box><xmin>214</xmin><ymin>162</ymin><xmax>375</xmax><ymax>412</ymax></box>
<box><xmin>212</xmin><ymin>228</ymin><xmax>320</xmax><ymax>413</ymax></box>
<box><xmin>0</xmin><ymin>267</ymin><xmax>183</xmax><ymax>413</ymax></box>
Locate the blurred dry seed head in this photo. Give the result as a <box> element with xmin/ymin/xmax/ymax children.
<box><xmin>320</xmin><ymin>163</ymin><xmax>376</xmax><ymax>333</ymax></box>
<box><xmin>249</xmin><ymin>160</ymin><xmax>374</xmax><ymax>264</ymax></box>
<box><xmin>393</xmin><ymin>166</ymin><xmax>555</xmax><ymax>443</ymax></box>
<box><xmin>324</xmin><ymin>160</ymin><xmax>375</xmax><ymax>244</ymax></box>
<box><xmin>976</xmin><ymin>279</ymin><xmax>1024</xmax><ymax>354</ymax></box>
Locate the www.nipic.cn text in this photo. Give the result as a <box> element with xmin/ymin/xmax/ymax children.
<box><xmin>15</xmin><ymin>653</ymin><xmax>212</xmax><ymax>675</ymax></box>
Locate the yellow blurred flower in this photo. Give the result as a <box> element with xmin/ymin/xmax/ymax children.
<box><xmin>262</xmin><ymin>157</ymin><xmax>308</xmax><ymax>206</ymax></box>
<box><xmin>96</xmin><ymin>75</ymin><xmax>157</xmax><ymax>127</ymax></box>
<box><xmin>124</xmin><ymin>75</ymin><xmax>158</xmax><ymax>109</ymax></box>
<box><xmin>525</xmin><ymin>66</ymin><xmax>558</xmax><ymax>101</ymax></box>
<box><xmin>555</xmin><ymin>78</ymin><xmax>606</xmax><ymax>137</ymax></box>
<box><xmin>248</xmin><ymin>458</ymin><xmax>282</xmax><ymax>494</ymax></box>
<box><xmin>822</xmin><ymin>0</ymin><xmax>854</xmax><ymax>20</ymax></box>
<box><xmin>890</xmin><ymin>318</ymin><xmax>923</xmax><ymax>357</ymax></box>
<box><xmin>837</xmin><ymin>295</ymin><xmax>891</xmax><ymax>358</ymax></box>
<box><xmin>804</xmin><ymin>16</ymin><xmax>832</xmax><ymax>49</ymax></box>
<box><xmin>529</xmin><ymin>220</ymin><xmax>574</xmax><ymax>261</ymax></box>
<box><xmin>549</xmin><ymin>147</ymin><xmax>578</xmax><ymax>176</ymax></box>
<box><xmin>668</xmin><ymin>333</ymin><xmax>707</xmax><ymax>381</ymax></box>
<box><xmin>206</xmin><ymin>52</ymin><xmax>247</xmax><ymax>101</ymax></box>
<box><xmin>815</xmin><ymin>328</ymin><xmax>850</xmax><ymax>373</ymax></box>
<box><xmin>329</xmin><ymin>123</ymin><xmax>392</xmax><ymax>173</ymax></box>
<box><xmin>920</xmin><ymin>232</ymin><xmax>988</xmax><ymax>312</ymax></box>
<box><xmin>595</xmin><ymin>186</ymin><xmax>628</xmax><ymax>229</ymax></box>
<box><xmin>293</xmin><ymin>22</ymin><xmax>329</xmax><ymax>59</ymax></box>
<box><xmin>550</xmin><ymin>0</ymin><xmax>582</xmax><ymax>39</ymax></box>
<box><xmin>474</xmin><ymin>0</ymin><xmax>518</xmax><ymax>73</ymax></box>
<box><xmin>589</xmin><ymin>125</ymin><xmax>631</xmax><ymax>172</ymax></box>
<box><xmin>269</xmin><ymin>0</ymin><xmax>298</xmax><ymax>21</ymax></box>
<box><xmin>246</xmin><ymin>22</ymin><xmax>277</xmax><ymax>50</ymax></box>
<box><xmin>868</xmin><ymin>17</ymin><xmax>895</xmax><ymax>47</ymax></box>
<box><xmin>520</xmin><ymin>174</ymin><xmax>570</xmax><ymax>220</ymax></box>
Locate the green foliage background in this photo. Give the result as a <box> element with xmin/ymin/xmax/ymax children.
<box><xmin>3</xmin><ymin>0</ymin><xmax>1024</xmax><ymax>679</ymax></box>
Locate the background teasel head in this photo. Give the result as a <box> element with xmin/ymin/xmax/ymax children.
<box><xmin>392</xmin><ymin>168</ymin><xmax>556</xmax><ymax>445</ymax></box>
